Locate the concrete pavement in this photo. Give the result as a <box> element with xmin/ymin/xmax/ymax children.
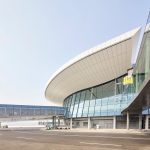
<box><xmin>0</xmin><ymin>128</ymin><xmax>150</xmax><ymax>150</ymax></box>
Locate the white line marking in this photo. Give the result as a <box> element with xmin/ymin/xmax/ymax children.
<box><xmin>16</xmin><ymin>131</ymin><xmax>57</xmax><ymax>136</ymax></box>
<box><xmin>14</xmin><ymin>131</ymin><xmax>150</xmax><ymax>140</ymax></box>
<box><xmin>81</xmin><ymin>135</ymin><xmax>150</xmax><ymax>140</ymax></box>
<box><xmin>80</xmin><ymin>141</ymin><xmax>122</xmax><ymax>147</ymax></box>
<box><xmin>16</xmin><ymin>131</ymin><xmax>46</xmax><ymax>135</ymax></box>
<box><xmin>63</xmin><ymin>134</ymin><xmax>79</xmax><ymax>136</ymax></box>
<box><xmin>16</xmin><ymin>137</ymin><xmax>34</xmax><ymax>140</ymax></box>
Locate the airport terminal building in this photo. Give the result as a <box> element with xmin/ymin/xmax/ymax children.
<box><xmin>45</xmin><ymin>16</ymin><xmax>150</xmax><ymax>130</ymax></box>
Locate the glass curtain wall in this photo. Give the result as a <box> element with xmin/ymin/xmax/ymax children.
<box><xmin>133</xmin><ymin>13</ymin><xmax>150</xmax><ymax>115</ymax></box>
<box><xmin>63</xmin><ymin>75</ymin><xmax>135</xmax><ymax>118</ymax></box>
<box><xmin>134</xmin><ymin>13</ymin><xmax>150</xmax><ymax>93</ymax></box>
<box><xmin>0</xmin><ymin>104</ymin><xmax>64</xmax><ymax>117</ymax></box>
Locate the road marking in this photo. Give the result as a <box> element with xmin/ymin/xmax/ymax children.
<box><xmin>16</xmin><ymin>137</ymin><xmax>34</xmax><ymax>140</ymax></box>
<box><xmin>80</xmin><ymin>135</ymin><xmax>150</xmax><ymax>140</ymax></box>
<box><xmin>16</xmin><ymin>131</ymin><xmax>57</xmax><ymax>136</ymax></box>
<box><xmin>80</xmin><ymin>141</ymin><xmax>122</xmax><ymax>147</ymax></box>
<box><xmin>63</xmin><ymin>134</ymin><xmax>79</xmax><ymax>136</ymax></box>
<box><xmin>14</xmin><ymin>131</ymin><xmax>150</xmax><ymax>140</ymax></box>
<box><xmin>0</xmin><ymin>133</ymin><xmax>2</xmax><ymax>136</ymax></box>
<box><xmin>62</xmin><ymin>134</ymin><xmax>150</xmax><ymax>140</ymax></box>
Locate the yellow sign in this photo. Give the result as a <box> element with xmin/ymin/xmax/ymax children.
<box><xmin>123</xmin><ymin>76</ymin><xmax>133</xmax><ymax>85</ymax></box>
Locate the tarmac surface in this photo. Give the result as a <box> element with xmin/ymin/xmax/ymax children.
<box><xmin>0</xmin><ymin>128</ymin><xmax>150</xmax><ymax>150</ymax></box>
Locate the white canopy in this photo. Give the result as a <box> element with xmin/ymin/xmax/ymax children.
<box><xmin>45</xmin><ymin>27</ymin><xmax>141</xmax><ymax>104</ymax></box>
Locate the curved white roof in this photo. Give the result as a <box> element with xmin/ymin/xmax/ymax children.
<box><xmin>45</xmin><ymin>27</ymin><xmax>141</xmax><ymax>105</ymax></box>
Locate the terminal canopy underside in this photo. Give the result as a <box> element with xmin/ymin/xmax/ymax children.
<box><xmin>45</xmin><ymin>28</ymin><xmax>140</xmax><ymax>104</ymax></box>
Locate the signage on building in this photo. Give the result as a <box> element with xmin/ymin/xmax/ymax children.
<box><xmin>123</xmin><ymin>68</ymin><xmax>134</xmax><ymax>85</ymax></box>
<box><xmin>123</xmin><ymin>76</ymin><xmax>133</xmax><ymax>85</ymax></box>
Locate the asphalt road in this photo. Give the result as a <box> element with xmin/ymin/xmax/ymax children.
<box><xmin>0</xmin><ymin>128</ymin><xmax>150</xmax><ymax>150</ymax></box>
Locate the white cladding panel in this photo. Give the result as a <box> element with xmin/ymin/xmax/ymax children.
<box><xmin>45</xmin><ymin>28</ymin><xmax>141</xmax><ymax>104</ymax></box>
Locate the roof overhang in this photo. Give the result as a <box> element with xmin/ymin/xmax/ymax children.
<box><xmin>122</xmin><ymin>74</ymin><xmax>150</xmax><ymax>114</ymax></box>
<box><xmin>45</xmin><ymin>27</ymin><xmax>141</xmax><ymax>105</ymax></box>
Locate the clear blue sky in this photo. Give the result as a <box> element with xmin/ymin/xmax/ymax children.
<box><xmin>0</xmin><ymin>0</ymin><xmax>149</xmax><ymax>106</ymax></box>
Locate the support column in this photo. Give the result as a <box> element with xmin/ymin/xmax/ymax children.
<box><xmin>52</xmin><ymin>116</ymin><xmax>54</xmax><ymax>128</ymax></box>
<box><xmin>127</xmin><ymin>111</ymin><xmax>130</xmax><ymax>130</ymax></box>
<box><xmin>70</xmin><ymin>118</ymin><xmax>72</xmax><ymax>129</ymax></box>
<box><xmin>58</xmin><ymin>118</ymin><xmax>60</xmax><ymax>127</ymax></box>
<box><xmin>88</xmin><ymin>117</ymin><xmax>91</xmax><ymax>129</ymax></box>
<box><xmin>113</xmin><ymin>116</ymin><xmax>116</xmax><ymax>129</ymax></box>
<box><xmin>145</xmin><ymin>115</ymin><xmax>149</xmax><ymax>130</ymax></box>
<box><xmin>139</xmin><ymin>113</ymin><xmax>142</xmax><ymax>130</ymax></box>
<box><xmin>54</xmin><ymin>116</ymin><xmax>56</xmax><ymax>128</ymax></box>
<box><xmin>52</xmin><ymin>116</ymin><xmax>56</xmax><ymax>128</ymax></box>
<box><xmin>63</xmin><ymin>119</ymin><xmax>66</xmax><ymax>126</ymax></box>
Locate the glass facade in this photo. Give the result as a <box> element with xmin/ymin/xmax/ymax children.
<box><xmin>64</xmin><ymin>75</ymin><xmax>136</xmax><ymax>118</ymax></box>
<box><xmin>0</xmin><ymin>104</ymin><xmax>64</xmax><ymax>117</ymax></box>
<box><xmin>63</xmin><ymin>14</ymin><xmax>150</xmax><ymax>119</ymax></box>
<box><xmin>133</xmin><ymin>13</ymin><xmax>150</xmax><ymax>115</ymax></box>
<box><xmin>134</xmin><ymin>19</ymin><xmax>150</xmax><ymax>93</ymax></box>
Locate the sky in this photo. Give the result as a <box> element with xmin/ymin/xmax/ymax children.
<box><xmin>0</xmin><ymin>0</ymin><xmax>149</xmax><ymax>106</ymax></box>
